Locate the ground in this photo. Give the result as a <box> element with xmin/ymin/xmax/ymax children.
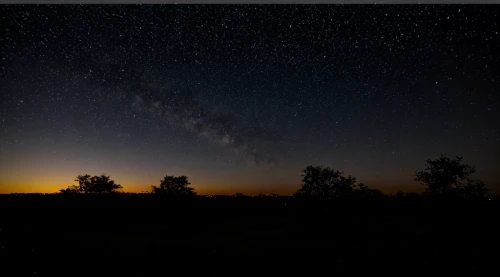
<box><xmin>1</xmin><ymin>195</ymin><xmax>498</xmax><ymax>275</ymax></box>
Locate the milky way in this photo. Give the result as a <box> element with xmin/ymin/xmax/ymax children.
<box><xmin>132</xmin><ymin>93</ymin><xmax>283</xmax><ymax>168</ymax></box>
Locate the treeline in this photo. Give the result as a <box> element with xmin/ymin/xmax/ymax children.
<box><xmin>58</xmin><ymin>155</ymin><xmax>490</xmax><ymax>199</ymax></box>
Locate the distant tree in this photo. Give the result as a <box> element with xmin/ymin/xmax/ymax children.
<box><xmin>258</xmin><ymin>193</ymin><xmax>267</xmax><ymax>198</ymax></box>
<box><xmin>59</xmin><ymin>185</ymin><xmax>80</xmax><ymax>195</ymax></box>
<box><xmin>464</xmin><ymin>179</ymin><xmax>488</xmax><ymax>198</ymax></box>
<box><xmin>59</xmin><ymin>174</ymin><xmax>123</xmax><ymax>194</ymax></box>
<box><xmin>415</xmin><ymin>155</ymin><xmax>488</xmax><ymax>198</ymax></box>
<box><xmin>151</xmin><ymin>175</ymin><xmax>196</xmax><ymax>196</ymax></box>
<box><xmin>395</xmin><ymin>191</ymin><xmax>421</xmax><ymax>199</ymax></box>
<box><xmin>294</xmin><ymin>166</ymin><xmax>357</xmax><ymax>198</ymax></box>
<box><xmin>354</xmin><ymin>183</ymin><xmax>383</xmax><ymax>198</ymax></box>
<box><xmin>233</xmin><ymin>192</ymin><xmax>247</xmax><ymax>197</ymax></box>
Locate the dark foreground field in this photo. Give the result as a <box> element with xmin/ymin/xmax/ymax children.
<box><xmin>1</xmin><ymin>194</ymin><xmax>499</xmax><ymax>276</ymax></box>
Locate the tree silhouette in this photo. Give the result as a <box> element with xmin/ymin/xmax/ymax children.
<box><xmin>58</xmin><ymin>174</ymin><xmax>122</xmax><ymax>194</ymax></box>
<box><xmin>151</xmin><ymin>175</ymin><xmax>196</xmax><ymax>196</ymax></box>
<box><xmin>415</xmin><ymin>155</ymin><xmax>488</xmax><ymax>197</ymax></box>
<box><xmin>295</xmin><ymin>166</ymin><xmax>357</xmax><ymax>198</ymax></box>
<box><xmin>73</xmin><ymin>174</ymin><xmax>123</xmax><ymax>194</ymax></box>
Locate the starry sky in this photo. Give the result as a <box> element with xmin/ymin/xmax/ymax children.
<box><xmin>1</xmin><ymin>5</ymin><xmax>498</xmax><ymax>195</ymax></box>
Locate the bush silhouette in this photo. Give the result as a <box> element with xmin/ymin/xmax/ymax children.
<box><xmin>353</xmin><ymin>183</ymin><xmax>383</xmax><ymax>198</ymax></box>
<box><xmin>151</xmin><ymin>175</ymin><xmax>196</xmax><ymax>196</ymax></box>
<box><xmin>396</xmin><ymin>191</ymin><xmax>421</xmax><ymax>199</ymax></box>
<box><xmin>59</xmin><ymin>186</ymin><xmax>80</xmax><ymax>195</ymax></box>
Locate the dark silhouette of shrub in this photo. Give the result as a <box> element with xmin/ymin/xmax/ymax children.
<box><xmin>353</xmin><ymin>183</ymin><xmax>383</xmax><ymax>198</ymax></box>
<box><xmin>59</xmin><ymin>186</ymin><xmax>80</xmax><ymax>195</ymax></box>
<box><xmin>396</xmin><ymin>191</ymin><xmax>421</xmax><ymax>199</ymax></box>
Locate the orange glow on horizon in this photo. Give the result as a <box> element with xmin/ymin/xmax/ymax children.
<box><xmin>0</xmin><ymin>178</ymin><xmax>431</xmax><ymax>196</ymax></box>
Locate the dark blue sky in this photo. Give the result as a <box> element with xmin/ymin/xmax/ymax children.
<box><xmin>1</xmin><ymin>5</ymin><xmax>498</xmax><ymax>194</ymax></box>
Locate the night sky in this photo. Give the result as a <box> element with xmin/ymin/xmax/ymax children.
<box><xmin>1</xmin><ymin>5</ymin><xmax>498</xmax><ymax>195</ymax></box>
